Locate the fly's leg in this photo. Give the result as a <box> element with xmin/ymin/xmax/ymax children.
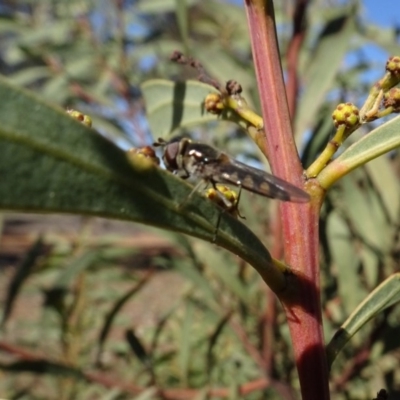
<box><xmin>209</xmin><ymin>181</ymin><xmax>228</xmax><ymax>242</ymax></box>
<box><xmin>234</xmin><ymin>186</ymin><xmax>245</xmax><ymax>220</ymax></box>
<box><xmin>211</xmin><ymin>182</ymin><xmax>244</xmax><ymax>242</ymax></box>
<box><xmin>178</xmin><ymin>179</ymin><xmax>208</xmax><ymax>210</ymax></box>
<box><xmin>213</xmin><ymin>211</ymin><xmax>223</xmax><ymax>243</ymax></box>
<box><xmin>211</xmin><ymin>182</ymin><xmax>233</xmax><ymax>208</ymax></box>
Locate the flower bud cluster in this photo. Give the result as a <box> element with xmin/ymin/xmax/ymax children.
<box><xmin>383</xmin><ymin>88</ymin><xmax>400</xmax><ymax>112</ymax></box>
<box><xmin>126</xmin><ymin>146</ymin><xmax>160</xmax><ymax>168</ymax></box>
<box><xmin>331</xmin><ymin>103</ymin><xmax>360</xmax><ymax>128</ymax></box>
<box><xmin>66</xmin><ymin>109</ymin><xmax>92</xmax><ymax>127</ymax></box>
<box><xmin>204</xmin><ymin>93</ymin><xmax>224</xmax><ymax>115</ymax></box>
<box><xmin>385</xmin><ymin>56</ymin><xmax>400</xmax><ymax>77</ymax></box>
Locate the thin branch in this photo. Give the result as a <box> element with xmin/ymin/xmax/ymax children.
<box><xmin>285</xmin><ymin>0</ymin><xmax>309</xmax><ymax>119</ymax></box>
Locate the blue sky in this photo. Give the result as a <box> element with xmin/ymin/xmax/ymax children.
<box><xmin>362</xmin><ymin>0</ymin><xmax>400</xmax><ymax>26</ymax></box>
<box><xmin>356</xmin><ymin>0</ymin><xmax>400</xmax><ymax>83</ymax></box>
<box><xmin>227</xmin><ymin>0</ymin><xmax>400</xmax><ymax>27</ymax></box>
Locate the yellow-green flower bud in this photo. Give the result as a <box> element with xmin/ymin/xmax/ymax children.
<box><xmin>383</xmin><ymin>88</ymin><xmax>400</xmax><ymax>112</ymax></box>
<box><xmin>386</xmin><ymin>56</ymin><xmax>400</xmax><ymax>77</ymax></box>
<box><xmin>126</xmin><ymin>146</ymin><xmax>160</xmax><ymax>170</ymax></box>
<box><xmin>204</xmin><ymin>185</ymin><xmax>241</xmax><ymax>218</ymax></box>
<box><xmin>66</xmin><ymin>109</ymin><xmax>92</xmax><ymax>127</ymax></box>
<box><xmin>331</xmin><ymin>103</ymin><xmax>360</xmax><ymax>128</ymax></box>
<box><xmin>204</xmin><ymin>93</ymin><xmax>224</xmax><ymax>115</ymax></box>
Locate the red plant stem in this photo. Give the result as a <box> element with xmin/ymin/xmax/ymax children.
<box><xmin>243</xmin><ymin>1</ymin><xmax>330</xmax><ymax>399</ymax></box>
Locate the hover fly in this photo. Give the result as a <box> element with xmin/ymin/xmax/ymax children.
<box><xmin>155</xmin><ymin>137</ymin><xmax>310</xmax><ymax>206</ymax></box>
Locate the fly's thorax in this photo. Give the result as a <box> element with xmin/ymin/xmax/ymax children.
<box><xmin>184</xmin><ymin>142</ymin><xmax>220</xmax><ymax>178</ymax></box>
<box><xmin>181</xmin><ymin>152</ymin><xmax>205</xmax><ymax>178</ymax></box>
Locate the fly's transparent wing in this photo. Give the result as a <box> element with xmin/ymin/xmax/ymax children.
<box><xmin>203</xmin><ymin>154</ymin><xmax>310</xmax><ymax>203</ymax></box>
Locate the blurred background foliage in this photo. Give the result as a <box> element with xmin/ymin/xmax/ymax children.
<box><xmin>0</xmin><ymin>0</ymin><xmax>400</xmax><ymax>399</ymax></box>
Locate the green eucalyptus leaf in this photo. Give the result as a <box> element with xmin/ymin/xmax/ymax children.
<box><xmin>179</xmin><ymin>301</ymin><xmax>193</xmax><ymax>384</ymax></box>
<box><xmin>8</xmin><ymin>66</ymin><xmax>50</xmax><ymax>86</ymax></box>
<box><xmin>64</xmin><ymin>55</ymin><xmax>98</xmax><ymax>81</ymax></box>
<box><xmin>326</xmin><ymin>273</ymin><xmax>400</xmax><ymax>368</ymax></box>
<box><xmin>136</xmin><ymin>0</ymin><xmax>197</xmax><ymax>14</ymax></box>
<box><xmin>2</xmin><ymin>237</ymin><xmax>44</xmax><ymax>327</ymax></box>
<box><xmin>141</xmin><ymin>79</ymin><xmax>249</xmax><ymax>140</ymax></box>
<box><xmin>53</xmin><ymin>251</ymin><xmax>99</xmax><ymax>290</ymax></box>
<box><xmin>363</xmin><ymin>24</ymin><xmax>400</xmax><ymax>56</ymax></box>
<box><xmin>42</xmin><ymin>74</ymin><xmax>69</xmax><ymax>103</ymax></box>
<box><xmin>340</xmin><ymin>169</ymin><xmax>392</xmax><ymax>286</ymax></box>
<box><xmin>318</xmin><ymin>115</ymin><xmax>400</xmax><ymax>188</ymax></box>
<box><xmin>327</xmin><ymin>210</ymin><xmax>367</xmax><ymax>316</ymax></box>
<box><xmin>194</xmin><ymin>242</ymin><xmax>249</xmax><ymax>303</ymax></box>
<box><xmin>206</xmin><ymin>311</ymin><xmax>232</xmax><ymax>377</ymax></box>
<box><xmin>0</xmin><ymin>75</ymin><xmax>282</xmax><ymax>292</ymax></box>
<box><xmin>194</xmin><ymin>45</ymin><xmax>255</xmax><ymax>100</ymax></box>
<box><xmin>97</xmin><ymin>277</ymin><xmax>150</xmax><ymax>363</ymax></box>
<box><xmin>295</xmin><ymin>9</ymin><xmax>356</xmax><ymax>137</ymax></box>
<box><xmin>141</xmin><ymin>79</ymin><xmax>220</xmax><ymax>138</ymax></box>
<box><xmin>16</xmin><ymin>20</ymin><xmax>73</xmax><ymax>48</ymax></box>
<box><xmin>175</xmin><ymin>0</ymin><xmax>189</xmax><ymax>55</ymax></box>
<box><xmin>364</xmin><ymin>156</ymin><xmax>400</xmax><ymax>223</ymax></box>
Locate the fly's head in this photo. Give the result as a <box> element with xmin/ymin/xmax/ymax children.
<box><xmin>154</xmin><ymin>137</ymin><xmax>192</xmax><ymax>175</ymax></box>
<box><xmin>154</xmin><ymin>138</ymin><xmax>223</xmax><ymax>180</ymax></box>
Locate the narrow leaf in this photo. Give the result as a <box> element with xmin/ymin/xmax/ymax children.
<box><xmin>97</xmin><ymin>276</ymin><xmax>151</xmax><ymax>363</ymax></box>
<box><xmin>194</xmin><ymin>243</ymin><xmax>249</xmax><ymax>303</ymax></box>
<box><xmin>326</xmin><ymin>273</ymin><xmax>400</xmax><ymax>368</ymax></box>
<box><xmin>150</xmin><ymin>306</ymin><xmax>177</xmax><ymax>355</ymax></box>
<box><xmin>206</xmin><ymin>311</ymin><xmax>233</xmax><ymax>378</ymax></box>
<box><xmin>125</xmin><ymin>328</ymin><xmax>150</xmax><ymax>366</ymax></box>
<box><xmin>175</xmin><ymin>0</ymin><xmax>189</xmax><ymax>55</ymax></box>
<box><xmin>318</xmin><ymin>115</ymin><xmax>400</xmax><ymax>189</ymax></box>
<box><xmin>0</xmin><ymin>360</ymin><xmax>84</xmax><ymax>379</ymax></box>
<box><xmin>173</xmin><ymin>260</ymin><xmax>219</xmax><ymax>310</ymax></box>
<box><xmin>179</xmin><ymin>301</ymin><xmax>193</xmax><ymax>384</ymax></box>
<box><xmin>53</xmin><ymin>251</ymin><xmax>99</xmax><ymax>290</ymax></box>
<box><xmin>141</xmin><ymin>79</ymin><xmax>249</xmax><ymax>139</ymax></box>
<box><xmin>326</xmin><ymin>211</ymin><xmax>367</xmax><ymax>315</ymax></box>
<box><xmin>295</xmin><ymin>9</ymin><xmax>356</xmax><ymax>136</ymax></box>
<box><xmin>0</xmin><ymin>75</ymin><xmax>283</xmax><ymax>292</ymax></box>
<box><xmin>8</xmin><ymin>66</ymin><xmax>50</xmax><ymax>86</ymax></box>
<box><xmin>141</xmin><ymin>79</ymin><xmax>220</xmax><ymax>138</ymax></box>
<box><xmin>136</xmin><ymin>0</ymin><xmax>197</xmax><ymax>14</ymax></box>
<box><xmin>364</xmin><ymin>156</ymin><xmax>400</xmax><ymax>224</ymax></box>
<box><xmin>1</xmin><ymin>237</ymin><xmax>44</xmax><ymax>328</ymax></box>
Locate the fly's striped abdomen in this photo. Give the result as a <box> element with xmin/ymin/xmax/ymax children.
<box><xmin>202</xmin><ymin>157</ymin><xmax>309</xmax><ymax>203</ymax></box>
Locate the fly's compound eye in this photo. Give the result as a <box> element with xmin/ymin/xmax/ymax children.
<box><xmin>163</xmin><ymin>142</ymin><xmax>180</xmax><ymax>171</ymax></box>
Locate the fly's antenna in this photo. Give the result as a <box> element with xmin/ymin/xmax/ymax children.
<box><xmin>154</xmin><ymin>136</ymin><xmax>190</xmax><ymax>147</ymax></box>
<box><xmin>153</xmin><ymin>138</ymin><xmax>167</xmax><ymax>147</ymax></box>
